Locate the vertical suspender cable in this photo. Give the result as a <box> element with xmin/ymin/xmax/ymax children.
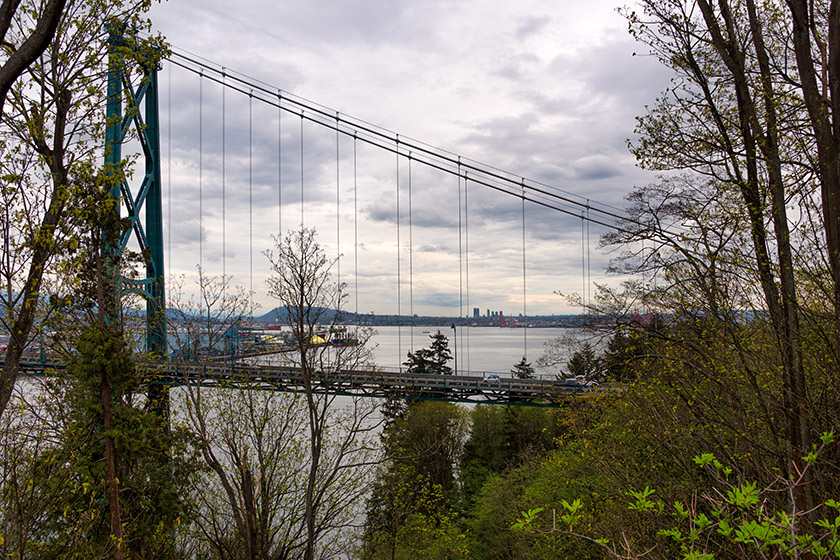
<box><xmin>353</xmin><ymin>133</ymin><xmax>359</xmax><ymax>325</ymax></box>
<box><xmin>300</xmin><ymin>112</ymin><xmax>304</xmax><ymax>227</ymax></box>
<box><xmin>249</xmin><ymin>92</ymin><xmax>254</xmax><ymax>310</ymax></box>
<box><xmin>581</xmin><ymin>213</ymin><xmax>586</xmax><ymax>310</ymax></box>
<box><xmin>278</xmin><ymin>92</ymin><xmax>282</xmax><ymax>237</ymax></box>
<box><xmin>166</xmin><ymin>63</ymin><xmax>171</xmax><ymax>280</ymax></box>
<box><xmin>408</xmin><ymin>153</ymin><xmax>414</xmax><ymax>350</ymax></box>
<box><xmin>458</xmin><ymin>165</ymin><xmax>463</xmax><ymax>326</ymax></box>
<box><xmin>199</xmin><ymin>71</ymin><xmax>203</xmax><ymax>269</ymax></box>
<box><xmin>464</xmin><ymin>173</ymin><xmax>470</xmax><ymax>374</ymax></box>
<box><xmin>222</xmin><ymin>70</ymin><xmax>226</xmax><ymax>283</ymax></box>
<box><xmin>395</xmin><ymin>136</ymin><xmax>401</xmax><ymax>370</ymax></box>
<box><xmin>335</xmin><ymin>113</ymin><xmax>341</xmax><ymax>301</ymax></box>
<box><xmin>521</xmin><ymin>182</ymin><xmax>527</xmax><ymax>359</ymax></box>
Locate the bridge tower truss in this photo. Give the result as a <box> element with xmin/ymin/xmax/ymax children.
<box><xmin>104</xmin><ymin>25</ymin><xmax>166</xmax><ymax>363</ymax></box>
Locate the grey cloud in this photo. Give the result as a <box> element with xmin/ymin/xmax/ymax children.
<box><xmin>514</xmin><ymin>16</ymin><xmax>551</xmax><ymax>40</ymax></box>
<box><xmin>417</xmin><ymin>292</ymin><xmax>461</xmax><ymax>309</ymax></box>
<box><xmin>570</xmin><ymin>155</ymin><xmax>623</xmax><ymax>180</ymax></box>
<box><xmin>417</xmin><ymin>244</ymin><xmax>452</xmax><ymax>253</ymax></box>
<box><xmin>492</xmin><ymin>52</ymin><xmax>541</xmax><ymax>81</ymax></box>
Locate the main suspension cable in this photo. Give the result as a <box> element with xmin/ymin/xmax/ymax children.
<box><xmin>166</xmin><ymin>49</ymin><xmax>642</xmax><ymax>235</ymax></box>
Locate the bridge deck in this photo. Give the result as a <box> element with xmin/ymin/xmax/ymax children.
<box><xmin>11</xmin><ymin>358</ymin><xmax>600</xmax><ymax>406</ymax></box>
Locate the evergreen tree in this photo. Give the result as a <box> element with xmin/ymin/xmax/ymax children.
<box><xmin>35</xmin><ymin>323</ymin><xmax>189</xmax><ymax>559</ymax></box>
<box><xmin>511</xmin><ymin>356</ymin><xmax>535</xmax><ymax>379</ymax></box>
<box><xmin>362</xmin><ymin>402</ymin><xmax>468</xmax><ymax>558</ymax></box>
<box><xmin>404</xmin><ymin>331</ymin><xmax>453</xmax><ymax>375</ymax></box>
<box><xmin>565</xmin><ymin>342</ymin><xmax>601</xmax><ymax>381</ymax></box>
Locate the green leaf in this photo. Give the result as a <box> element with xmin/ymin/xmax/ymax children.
<box><xmin>726</xmin><ymin>481</ymin><xmax>760</xmax><ymax>509</ymax></box>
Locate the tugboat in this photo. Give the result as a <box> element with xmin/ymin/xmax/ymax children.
<box><xmin>330</xmin><ymin>326</ymin><xmax>359</xmax><ymax>347</ymax></box>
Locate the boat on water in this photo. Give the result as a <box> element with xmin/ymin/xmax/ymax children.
<box><xmin>329</xmin><ymin>326</ymin><xmax>359</xmax><ymax>347</ymax></box>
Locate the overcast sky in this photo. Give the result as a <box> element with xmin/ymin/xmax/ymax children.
<box><xmin>144</xmin><ymin>0</ymin><xmax>672</xmax><ymax>318</ymax></box>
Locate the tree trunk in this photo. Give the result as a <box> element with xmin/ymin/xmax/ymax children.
<box><xmin>96</xmin><ymin>241</ymin><xmax>124</xmax><ymax>560</ymax></box>
<box><xmin>0</xmin><ymin>69</ymin><xmax>71</xmax><ymax>420</ymax></box>
<box><xmin>0</xmin><ymin>164</ymin><xmax>68</xmax><ymax>418</ymax></box>
<box><xmin>101</xmin><ymin>370</ymin><xmax>124</xmax><ymax>560</ymax></box>
<box><xmin>303</xmin><ymin>355</ymin><xmax>321</xmax><ymax>560</ymax></box>
<box><xmin>0</xmin><ymin>0</ymin><xmax>66</xmax><ymax>116</ymax></box>
<box><xmin>787</xmin><ymin>0</ymin><xmax>840</xmax><ymax>362</ymax></box>
<box><xmin>698</xmin><ymin>0</ymin><xmax>812</xmax><ymax>510</ymax></box>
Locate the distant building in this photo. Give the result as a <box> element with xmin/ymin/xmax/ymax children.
<box><xmin>473</xmin><ymin>307</ymin><xmax>480</xmax><ymax>318</ymax></box>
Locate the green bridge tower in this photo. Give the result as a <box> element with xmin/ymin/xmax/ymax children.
<box><xmin>105</xmin><ymin>24</ymin><xmax>167</xmax><ymax>411</ymax></box>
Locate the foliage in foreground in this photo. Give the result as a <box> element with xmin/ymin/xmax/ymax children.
<box><xmin>515</xmin><ymin>438</ymin><xmax>840</xmax><ymax>560</ymax></box>
<box><xmin>0</xmin><ymin>325</ymin><xmax>194</xmax><ymax>559</ymax></box>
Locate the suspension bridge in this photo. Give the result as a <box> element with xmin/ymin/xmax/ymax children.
<box><xmin>19</xmin><ymin>28</ymin><xmax>639</xmax><ymax>406</ymax></box>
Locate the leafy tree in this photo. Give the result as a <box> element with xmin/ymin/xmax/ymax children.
<box><xmin>265</xmin><ymin>227</ymin><xmax>380</xmax><ymax>560</ymax></box>
<box><xmin>459</xmin><ymin>405</ymin><xmax>561</xmax><ymax>518</ymax></box>
<box><xmin>0</xmin><ymin>0</ymin><xmax>166</xmax><ymax>419</ymax></box>
<box><xmin>363</xmin><ymin>401</ymin><xmax>468</xmax><ymax>558</ymax></box>
<box><xmin>599</xmin><ymin>328</ymin><xmax>649</xmax><ymax>383</ymax></box>
<box><xmin>21</xmin><ymin>128</ymin><xmax>192</xmax><ymax>558</ymax></box>
<box><xmin>511</xmin><ymin>356</ymin><xmax>535</xmax><ymax>379</ymax></box>
<box><xmin>0</xmin><ymin>0</ymin><xmax>68</xmax><ymax>116</ymax></box>
<box><xmin>37</xmin><ymin>323</ymin><xmax>188</xmax><ymax>559</ymax></box>
<box><xmin>514</xmin><ymin>435</ymin><xmax>840</xmax><ymax>560</ymax></box>
<box><xmin>606</xmin><ymin>0</ymin><xmax>840</xmax><ymax>512</ymax></box>
<box><xmin>0</xmin><ymin>378</ymin><xmax>72</xmax><ymax>557</ymax></box>
<box><xmin>362</xmin><ymin>464</ymin><xmax>469</xmax><ymax>560</ymax></box>
<box><xmin>15</xmin><ymin>181</ymin><xmax>190</xmax><ymax>557</ymax></box>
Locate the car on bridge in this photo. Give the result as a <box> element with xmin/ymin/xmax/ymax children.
<box><xmin>556</xmin><ymin>378</ymin><xmax>584</xmax><ymax>388</ymax></box>
<box><xmin>482</xmin><ymin>374</ymin><xmax>501</xmax><ymax>385</ymax></box>
<box><xmin>556</xmin><ymin>377</ymin><xmax>599</xmax><ymax>392</ymax></box>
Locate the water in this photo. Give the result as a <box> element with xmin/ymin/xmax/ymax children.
<box><xmin>369</xmin><ymin>326</ymin><xmax>590</xmax><ymax>378</ymax></box>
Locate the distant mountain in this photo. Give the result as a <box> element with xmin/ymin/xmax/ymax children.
<box><xmin>255</xmin><ymin>306</ymin><xmax>344</xmax><ymax>325</ymax></box>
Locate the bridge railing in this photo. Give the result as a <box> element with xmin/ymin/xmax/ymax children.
<box><xmin>163</xmin><ymin>361</ymin><xmax>594</xmax><ymax>402</ymax></box>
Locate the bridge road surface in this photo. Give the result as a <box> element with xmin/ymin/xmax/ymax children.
<box><xmin>10</xmin><ymin>358</ymin><xmax>599</xmax><ymax>406</ymax></box>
